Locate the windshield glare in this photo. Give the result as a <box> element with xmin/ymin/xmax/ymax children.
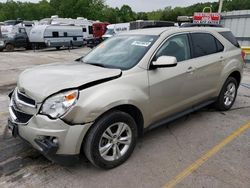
<box><xmin>83</xmin><ymin>35</ymin><xmax>158</xmax><ymax>70</ymax></box>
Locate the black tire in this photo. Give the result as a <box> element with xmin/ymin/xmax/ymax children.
<box><xmin>5</xmin><ymin>44</ymin><xmax>14</xmax><ymax>52</ymax></box>
<box><xmin>215</xmin><ymin>77</ymin><xmax>238</xmax><ymax>111</ymax></box>
<box><xmin>84</xmin><ymin>111</ymin><xmax>137</xmax><ymax>169</ymax></box>
<box><xmin>56</xmin><ymin>47</ymin><xmax>61</xmax><ymax>50</ymax></box>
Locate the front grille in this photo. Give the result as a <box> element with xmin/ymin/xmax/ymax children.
<box><xmin>17</xmin><ymin>91</ymin><xmax>36</xmax><ymax>106</ymax></box>
<box><xmin>9</xmin><ymin>89</ymin><xmax>37</xmax><ymax>124</ymax></box>
<box><xmin>11</xmin><ymin>106</ymin><xmax>33</xmax><ymax>123</ymax></box>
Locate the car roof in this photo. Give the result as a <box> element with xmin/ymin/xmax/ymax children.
<box><xmin>118</xmin><ymin>26</ymin><xmax>230</xmax><ymax>36</ymax></box>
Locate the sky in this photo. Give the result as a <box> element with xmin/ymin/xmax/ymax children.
<box><xmin>0</xmin><ymin>0</ymin><xmax>218</xmax><ymax>12</ymax></box>
<box><xmin>106</xmin><ymin>0</ymin><xmax>217</xmax><ymax>12</ymax></box>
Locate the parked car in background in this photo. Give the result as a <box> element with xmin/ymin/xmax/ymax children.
<box><xmin>0</xmin><ymin>20</ymin><xmax>34</xmax><ymax>51</ymax></box>
<box><xmin>0</xmin><ymin>26</ymin><xmax>31</xmax><ymax>52</ymax></box>
<box><xmin>8</xmin><ymin>26</ymin><xmax>244</xmax><ymax>169</ymax></box>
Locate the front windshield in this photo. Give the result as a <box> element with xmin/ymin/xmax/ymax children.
<box><xmin>105</xmin><ymin>28</ymin><xmax>115</xmax><ymax>35</ymax></box>
<box><xmin>82</xmin><ymin>35</ymin><xmax>158</xmax><ymax>70</ymax></box>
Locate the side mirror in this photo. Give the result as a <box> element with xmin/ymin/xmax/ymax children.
<box><xmin>152</xmin><ymin>56</ymin><xmax>177</xmax><ymax>68</ymax></box>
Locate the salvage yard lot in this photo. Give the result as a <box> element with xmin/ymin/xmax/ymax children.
<box><xmin>0</xmin><ymin>48</ymin><xmax>250</xmax><ymax>188</ymax></box>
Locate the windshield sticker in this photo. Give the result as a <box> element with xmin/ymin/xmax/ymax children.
<box><xmin>132</xmin><ymin>41</ymin><xmax>151</xmax><ymax>47</ymax></box>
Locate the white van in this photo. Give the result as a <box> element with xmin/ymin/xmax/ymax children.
<box><xmin>102</xmin><ymin>23</ymin><xmax>130</xmax><ymax>40</ymax></box>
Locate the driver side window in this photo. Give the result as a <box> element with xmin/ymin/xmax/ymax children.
<box><xmin>155</xmin><ymin>34</ymin><xmax>191</xmax><ymax>62</ymax></box>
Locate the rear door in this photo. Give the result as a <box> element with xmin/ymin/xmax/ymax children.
<box><xmin>189</xmin><ymin>32</ymin><xmax>225</xmax><ymax>102</ymax></box>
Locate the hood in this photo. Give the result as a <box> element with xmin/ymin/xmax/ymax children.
<box><xmin>17</xmin><ymin>62</ymin><xmax>121</xmax><ymax>102</ymax></box>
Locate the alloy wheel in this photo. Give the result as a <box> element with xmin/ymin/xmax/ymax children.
<box><xmin>224</xmin><ymin>82</ymin><xmax>236</xmax><ymax>106</ymax></box>
<box><xmin>99</xmin><ymin>122</ymin><xmax>132</xmax><ymax>161</ymax></box>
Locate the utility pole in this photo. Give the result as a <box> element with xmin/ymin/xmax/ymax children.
<box><xmin>218</xmin><ymin>0</ymin><xmax>223</xmax><ymax>13</ymax></box>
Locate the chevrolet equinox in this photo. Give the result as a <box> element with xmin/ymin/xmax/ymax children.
<box><xmin>8</xmin><ymin>27</ymin><xmax>244</xmax><ymax>169</ymax></box>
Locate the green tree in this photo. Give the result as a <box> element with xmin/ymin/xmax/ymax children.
<box><xmin>119</xmin><ymin>5</ymin><xmax>135</xmax><ymax>22</ymax></box>
<box><xmin>0</xmin><ymin>0</ymin><xmax>250</xmax><ymax>23</ymax></box>
<box><xmin>136</xmin><ymin>12</ymin><xmax>148</xmax><ymax>20</ymax></box>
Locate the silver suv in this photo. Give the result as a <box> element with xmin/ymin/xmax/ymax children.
<box><xmin>8</xmin><ymin>27</ymin><xmax>244</xmax><ymax>169</ymax></box>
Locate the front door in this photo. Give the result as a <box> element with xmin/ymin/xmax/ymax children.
<box><xmin>148</xmin><ymin>33</ymin><xmax>197</xmax><ymax>124</ymax></box>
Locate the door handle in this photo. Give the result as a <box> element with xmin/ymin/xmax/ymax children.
<box><xmin>186</xmin><ymin>66</ymin><xmax>195</xmax><ymax>73</ymax></box>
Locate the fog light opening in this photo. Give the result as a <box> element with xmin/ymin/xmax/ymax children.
<box><xmin>52</xmin><ymin>137</ymin><xmax>58</xmax><ymax>144</ymax></box>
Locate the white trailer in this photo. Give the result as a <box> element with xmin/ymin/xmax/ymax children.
<box><xmin>45</xmin><ymin>16</ymin><xmax>94</xmax><ymax>40</ymax></box>
<box><xmin>29</xmin><ymin>25</ymin><xmax>83</xmax><ymax>49</ymax></box>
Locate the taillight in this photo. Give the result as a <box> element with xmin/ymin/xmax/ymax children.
<box><xmin>241</xmin><ymin>50</ymin><xmax>246</xmax><ymax>63</ymax></box>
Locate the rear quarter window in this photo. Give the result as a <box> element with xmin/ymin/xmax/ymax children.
<box><xmin>219</xmin><ymin>31</ymin><xmax>240</xmax><ymax>48</ymax></box>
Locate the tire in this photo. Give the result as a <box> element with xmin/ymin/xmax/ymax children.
<box><xmin>84</xmin><ymin>111</ymin><xmax>137</xmax><ymax>169</ymax></box>
<box><xmin>56</xmin><ymin>47</ymin><xmax>61</xmax><ymax>50</ymax></box>
<box><xmin>215</xmin><ymin>77</ymin><xmax>238</xmax><ymax>111</ymax></box>
<box><xmin>5</xmin><ymin>44</ymin><xmax>14</xmax><ymax>52</ymax></box>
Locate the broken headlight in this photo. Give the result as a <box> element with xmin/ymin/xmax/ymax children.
<box><xmin>40</xmin><ymin>90</ymin><xmax>79</xmax><ymax>119</ymax></box>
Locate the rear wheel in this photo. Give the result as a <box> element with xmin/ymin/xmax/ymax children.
<box><xmin>215</xmin><ymin>77</ymin><xmax>238</xmax><ymax>111</ymax></box>
<box><xmin>84</xmin><ymin>111</ymin><xmax>137</xmax><ymax>169</ymax></box>
<box><xmin>5</xmin><ymin>44</ymin><xmax>14</xmax><ymax>52</ymax></box>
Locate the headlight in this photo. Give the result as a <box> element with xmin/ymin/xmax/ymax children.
<box><xmin>0</xmin><ymin>41</ymin><xmax>4</xmax><ymax>46</ymax></box>
<box><xmin>40</xmin><ymin>90</ymin><xmax>79</xmax><ymax>119</ymax></box>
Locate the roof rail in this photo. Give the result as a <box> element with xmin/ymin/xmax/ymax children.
<box><xmin>180</xmin><ymin>23</ymin><xmax>223</xmax><ymax>28</ymax></box>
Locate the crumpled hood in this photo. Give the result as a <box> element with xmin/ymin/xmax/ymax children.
<box><xmin>17</xmin><ymin>62</ymin><xmax>121</xmax><ymax>102</ymax></box>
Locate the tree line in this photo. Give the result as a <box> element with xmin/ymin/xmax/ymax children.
<box><xmin>0</xmin><ymin>0</ymin><xmax>250</xmax><ymax>23</ymax></box>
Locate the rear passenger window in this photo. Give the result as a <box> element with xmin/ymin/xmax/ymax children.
<box><xmin>219</xmin><ymin>31</ymin><xmax>240</xmax><ymax>48</ymax></box>
<box><xmin>191</xmin><ymin>33</ymin><xmax>218</xmax><ymax>58</ymax></box>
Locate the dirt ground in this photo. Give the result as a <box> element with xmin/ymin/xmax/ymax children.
<box><xmin>0</xmin><ymin>48</ymin><xmax>249</xmax><ymax>188</ymax></box>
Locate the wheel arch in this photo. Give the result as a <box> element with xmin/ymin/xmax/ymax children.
<box><xmin>228</xmin><ymin>71</ymin><xmax>241</xmax><ymax>87</ymax></box>
<box><xmin>83</xmin><ymin>104</ymin><xmax>144</xmax><ymax>142</ymax></box>
<box><xmin>80</xmin><ymin>104</ymin><xmax>144</xmax><ymax>156</ymax></box>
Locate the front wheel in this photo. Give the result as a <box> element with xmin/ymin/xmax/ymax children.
<box><xmin>215</xmin><ymin>77</ymin><xmax>238</xmax><ymax>111</ymax></box>
<box><xmin>84</xmin><ymin>111</ymin><xmax>137</xmax><ymax>169</ymax></box>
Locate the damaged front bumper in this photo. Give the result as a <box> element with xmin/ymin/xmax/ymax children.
<box><xmin>8</xmin><ymin>89</ymin><xmax>92</xmax><ymax>166</ymax></box>
<box><xmin>8</xmin><ymin>114</ymin><xmax>92</xmax><ymax>165</ymax></box>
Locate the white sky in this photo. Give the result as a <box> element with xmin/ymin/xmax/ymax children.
<box><xmin>0</xmin><ymin>0</ymin><xmax>218</xmax><ymax>12</ymax></box>
<box><xmin>106</xmin><ymin>0</ymin><xmax>217</xmax><ymax>12</ymax></box>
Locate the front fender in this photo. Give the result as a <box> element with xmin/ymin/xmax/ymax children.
<box><xmin>63</xmin><ymin>74</ymin><xmax>150</xmax><ymax>125</ymax></box>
